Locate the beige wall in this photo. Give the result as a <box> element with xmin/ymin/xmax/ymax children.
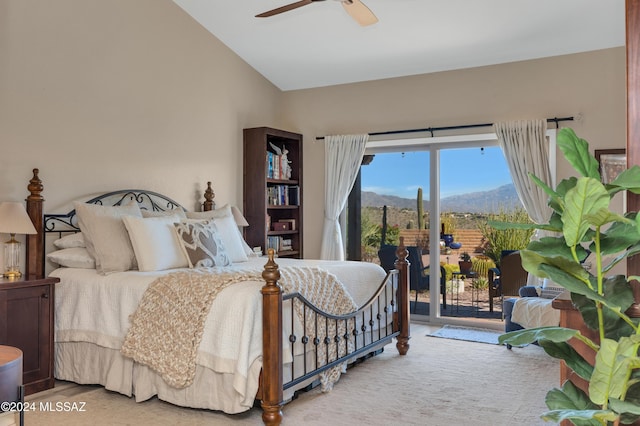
<box><xmin>1</xmin><ymin>0</ymin><xmax>282</xmax><ymax>209</ymax></box>
<box><xmin>0</xmin><ymin>0</ymin><xmax>281</xmax><ymax>272</ymax></box>
<box><xmin>0</xmin><ymin>0</ymin><xmax>282</xmax><ymax>271</ymax></box>
<box><xmin>0</xmin><ymin>0</ymin><xmax>627</xmax><ymax>265</ymax></box>
<box><xmin>283</xmin><ymin>47</ymin><xmax>627</xmax><ymax>258</ymax></box>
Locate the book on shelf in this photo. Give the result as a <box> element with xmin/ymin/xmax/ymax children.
<box><xmin>266</xmin><ymin>236</ymin><xmax>294</xmax><ymax>253</ymax></box>
<box><xmin>267</xmin><ymin>236</ymin><xmax>280</xmax><ymax>252</ymax></box>
<box><xmin>288</xmin><ymin>185</ymin><xmax>299</xmax><ymax>205</ymax></box>
<box><xmin>267</xmin><ymin>185</ymin><xmax>300</xmax><ymax>206</ymax></box>
<box><xmin>266</xmin><ymin>151</ymin><xmax>292</xmax><ymax>180</ymax></box>
<box><xmin>280</xmin><ymin>238</ymin><xmax>293</xmax><ymax>251</ymax></box>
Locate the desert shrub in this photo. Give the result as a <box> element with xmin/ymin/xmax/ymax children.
<box><xmin>440</xmin><ymin>212</ymin><xmax>457</xmax><ymax>235</ymax></box>
<box><xmin>477</xmin><ymin>207</ymin><xmax>534</xmax><ymax>265</ymax></box>
<box><xmin>472</xmin><ymin>277</ymin><xmax>489</xmax><ymax>290</ymax></box>
<box><xmin>361</xmin><ymin>211</ymin><xmax>400</xmax><ymax>262</ymax></box>
<box><xmin>471</xmin><ymin>256</ymin><xmax>495</xmax><ymax>280</ymax></box>
<box><xmin>440</xmin><ymin>262</ymin><xmax>458</xmax><ymax>282</ymax></box>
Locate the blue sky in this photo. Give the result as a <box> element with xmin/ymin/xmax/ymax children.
<box><xmin>361</xmin><ymin>146</ymin><xmax>512</xmax><ymax>199</ymax></box>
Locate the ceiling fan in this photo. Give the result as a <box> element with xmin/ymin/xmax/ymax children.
<box><xmin>256</xmin><ymin>0</ymin><xmax>378</xmax><ymax>26</ymax></box>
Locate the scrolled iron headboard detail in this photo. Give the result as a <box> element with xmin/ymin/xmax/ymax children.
<box><xmin>43</xmin><ymin>189</ymin><xmax>186</xmax><ymax>233</ymax></box>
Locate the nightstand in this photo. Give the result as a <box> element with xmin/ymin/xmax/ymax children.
<box><xmin>0</xmin><ymin>277</ymin><xmax>58</xmax><ymax>395</ymax></box>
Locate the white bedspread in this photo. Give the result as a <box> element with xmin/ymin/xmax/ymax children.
<box><xmin>511</xmin><ymin>297</ymin><xmax>560</xmax><ymax>329</ymax></box>
<box><xmin>49</xmin><ymin>257</ymin><xmax>387</xmax><ymax>413</ymax></box>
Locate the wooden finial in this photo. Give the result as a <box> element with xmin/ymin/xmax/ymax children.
<box><xmin>27</xmin><ymin>168</ymin><xmax>43</xmax><ymax>201</ymax></box>
<box><xmin>262</xmin><ymin>248</ymin><xmax>281</xmax><ymax>287</ymax></box>
<box><xmin>395</xmin><ymin>236</ymin><xmax>408</xmax><ymax>265</ymax></box>
<box><xmin>203</xmin><ymin>181</ymin><xmax>215</xmax><ymax>211</ymax></box>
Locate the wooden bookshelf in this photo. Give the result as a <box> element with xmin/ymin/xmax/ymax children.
<box><xmin>243</xmin><ymin>127</ymin><xmax>303</xmax><ymax>258</ymax></box>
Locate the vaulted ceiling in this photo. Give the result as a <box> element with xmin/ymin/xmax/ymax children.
<box><xmin>174</xmin><ymin>0</ymin><xmax>625</xmax><ymax>91</ymax></box>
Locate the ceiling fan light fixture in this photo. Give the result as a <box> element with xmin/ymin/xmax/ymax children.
<box><xmin>342</xmin><ymin>0</ymin><xmax>378</xmax><ymax>26</ymax></box>
<box><xmin>256</xmin><ymin>0</ymin><xmax>378</xmax><ymax>26</ymax></box>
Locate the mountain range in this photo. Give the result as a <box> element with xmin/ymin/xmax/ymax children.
<box><xmin>362</xmin><ymin>184</ymin><xmax>520</xmax><ymax>214</ymax></box>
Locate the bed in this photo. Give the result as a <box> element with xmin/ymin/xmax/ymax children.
<box><xmin>23</xmin><ymin>168</ymin><xmax>411</xmax><ymax>426</ymax></box>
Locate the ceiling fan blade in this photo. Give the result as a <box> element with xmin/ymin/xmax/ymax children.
<box><xmin>342</xmin><ymin>0</ymin><xmax>378</xmax><ymax>26</ymax></box>
<box><xmin>256</xmin><ymin>0</ymin><xmax>315</xmax><ymax>18</ymax></box>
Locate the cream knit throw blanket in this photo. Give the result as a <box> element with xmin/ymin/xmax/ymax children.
<box><xmin>120</xmin><ymin>266</ymin><xmax>357</xmax><ymax>390</ymax></box>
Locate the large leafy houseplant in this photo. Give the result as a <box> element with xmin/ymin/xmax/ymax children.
<box><xmin>498</xmin><ymin>128</ymin><xmax>640</xmax><ymax>425</ymax></box>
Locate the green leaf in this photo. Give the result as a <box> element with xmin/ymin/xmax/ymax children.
<box><xmin>542</xmin><ymin>409</ymin><xmax>617</xmax><ymax>425</ymax></box>
<box><xmin>610</xmin><ymin>397</ymin><xmax>640</xmax><ymax>425</ymax></box>
<box><xmin>590</xmin><ymin>336</ymin><xmax>640</xmax><ymax>407</ymax></box>
<box><xmin>597</xmin><ymin>217</ymin><xmax>640</xmax><ymax>256</ymax></box>
<box><xmin>549</xmin><ymin>212</ymin><xmax>565</xmax><ymax>232</ymax></box>
<box><xmin>499</xmin><ymin>327</ymin><xmax>579</xmax><ymax>346</ymax></box>
<box><xmin>546</xmin><ymin>379</ymin><xmax>596</xmax><ymax>410</ymax></box>
<box><xmin>557</xmin><ymin>128</ymin><xmax>601</xmax><ymax>179</ymax></box>
<box><xmin>556</xmin><ymin>176</ymin><xmax>579</xmax><ymax>198</ymax></box>
<box><xmin>609</xmin><ymin>166</ymin><xmax>640</xmax><ymax>195</ymax></box>
<box><xmin>529</xmin><ymin>172</ymin><xmax>563</xmax><ymax>211</ymax></box>
<box><xmin>544</xmin><ymin>381</ymin><xmax>610</xmax><ymax>425</ymax></box>
<box><xmin>537</xmin><ymin>263</ymin><xmax>606</xmax><ymax>303</ymax></box>
<box><xmin>562</xmin><ymin>177</ymin><xmax>610</xmax><ymax>246</ymax></box>
<box><xmin>539</xmin><ymin>339</ymin><xmax>594</xmax><ymax>381</ymax></box>
<box><xmin>589</xmin><ymin>338</ymin><xmax>624</xmax><ymax>404</ymax></box>
<box><xmin>618</xmin><ymin>396</ymin><xmax>640</xmax><ymax>410</ymax></box>
<box><xmin>527</xmin><ymin>236</ymin><xmax>588</xmax><ymax>262</ymax></box>
<box><xmin>619</xmin><ymin>381</ymin><xmax>640</xmax><ymax>424</ymax></box>
<box><xmin>603</xmin><ymin>243</ymin><xmax>640</xmax><ymax>273</ymax></box>
<box><xmin>571</xmin><ymin>278</ymin><xmax>636</xmax><ymax>341</ymax></box>
<box><xmin>584</xmin><ymin>208</ymin><xmax>626</xmax><ymax>228</ymax></box>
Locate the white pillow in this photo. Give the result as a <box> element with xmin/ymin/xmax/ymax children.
<box><xmin>74</xmin><ymin>201</ymin><xmax>142</xmax><ymax>275</ymax></box>
<box><xmin>53</xmin><ymin>232</ymin><xmax>86</xmax><ymax>249</ymax></box>
<box><xmin>47</xmin><ymin>247</ymin><xmax>95</xmax><ymax>269</ymax></box>
<box><xmin>186</xmin><ymin>205</ymin><xmax>249</xmax><ymax>262</ymax></box>
<box><xmin>540</xmin><ymin>278</ymin><xmax>565</xmax><ymax>299</ymax></box>
<box><xmin>174</xmin><ymin>221</ymin><xmax>232</xmax><ymax>268</ymax></box>
<box><xmin>122</xmin><ymin>215</ymin><xmax>188</xmax><ymax>272</ymax></box>
<box><xmin>141</xmin><ymin>208</ymin><xmax>187</xmax><ymax>220</ymax></box>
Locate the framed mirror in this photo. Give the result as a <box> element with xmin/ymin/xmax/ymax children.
<box><xmin>595</xmin><ymin>149</ymin><xmax>626</xmax><ymax>184</ymax></box>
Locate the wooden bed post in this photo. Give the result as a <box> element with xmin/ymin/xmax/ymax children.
<box><xmin>203</xmin><ymin>181</ymin><xmax>215</xmax><ymax>212</ymax></box>
<box><xmin>260</xmin><ymin>249</ymin><xmax>283</xmax><ymax>425</ymax></box>
<box><xmin>25</xmin><ymin>168</ymin><xmax>44</xmax><ymax>279</ymax></box>
<box><xmin>395</xmin><ymin>237</ymin><xmax>411</xmax><ymax>355</ymax></box>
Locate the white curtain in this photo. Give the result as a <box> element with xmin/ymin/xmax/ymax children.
<box><xmin>494</xmin><ymin>120</ymin><xmax>554</xmax><ymax>286</ymax></box>
<box><xmin>320</xmin><ymin>134</ymin><xmax>369</xmax><ymax>260</ymax></box>
<box><xmin>494</xmin><ymin>120</ymin><xmax>553</xmax><ymax>226</ymax></box>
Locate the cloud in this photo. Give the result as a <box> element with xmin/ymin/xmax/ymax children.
<box><xmin>362</xmin><ymin>186</ymin><xmax>397</xmax><ymax>195</ymax></box>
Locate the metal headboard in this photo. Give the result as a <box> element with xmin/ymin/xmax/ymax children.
<box><xmin>44</xmin><ymin>189</ymin><xmax>186</xmax><ymax>234</ymax></box>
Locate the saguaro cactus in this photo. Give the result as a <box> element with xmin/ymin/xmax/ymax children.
<box><xmin>417</xmin><ymin>187</ymin><xmax>424</xmax><ymax>230</ymax></box>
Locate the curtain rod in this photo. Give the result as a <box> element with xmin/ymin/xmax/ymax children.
<box><xmin>315</xmin><ymin>116</ymin><xmax>574</xmax><ymax>140</ymax></box>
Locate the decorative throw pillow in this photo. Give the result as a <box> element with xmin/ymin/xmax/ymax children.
<box><xmin>47</xmin><ymin>247</ymin><xmax>95</xmax><ymax>269</ymax></box>
<box><xmin>122</xmin><ymin>215</ymin><xmax>188</xmax><ymax>272</ymax></box>
<box><xmin>174</xmin><ymin>221</ymin><xmax>231</xmax><ymax>268</ymax></box>
<box><xmin>74</xmin><ymin>201</ymin><xmax>142</xmax><ymax>275</ymax></box>
<box><xmin>186</xmin><ymin>204</ymin><xmax>249</xmax><ymax>262</ymax></box>
<box><xmin>540</xmin><ymin>278</ymin><xmax>565</xmax><ymax>299</ymax></box>
<box><xmin>53</xmin><ymin>232</ymin><xmax>86</xmax><ymax>249</ymax></box>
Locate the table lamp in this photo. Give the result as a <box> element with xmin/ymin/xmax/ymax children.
<box><xmin>0</xmin><ymin>202</ymin><xmax>37</xmax><ymax>279</ymax></box>
<box><xmin>231</xmin><ymin>206</ymin><xmax>249</xmax><ymax>227</ymax></box>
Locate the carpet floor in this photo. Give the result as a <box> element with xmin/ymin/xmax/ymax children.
<box><xmin>24</xmin><ymin>323</ymin><xmax>557</xmax><ymax>425</ymax></box>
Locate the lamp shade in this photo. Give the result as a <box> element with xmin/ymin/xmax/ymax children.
<box><xmin>231</xmin><ymin>206</ymin><xmax>249</xmax><ymax>227</ymax></box>
<box><xmin>0</xmin><ymin>202</ymin><xmax>37</xmax><ymax>235</ymax></box>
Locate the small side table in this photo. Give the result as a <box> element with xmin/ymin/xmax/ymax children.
<box><xmin>0</xmin><ymin>277</ymin><xmax>59</xmax><ymax>395</ymax></box>
<box><xmin>451</xmin><ymin>271</ymin><xmax>476</xmax><ymax>313</ymax></box>
<box><xmin>0</xmin><ymin>345</ymin><xmax>23</xmax><ymax>426</ymax></box>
